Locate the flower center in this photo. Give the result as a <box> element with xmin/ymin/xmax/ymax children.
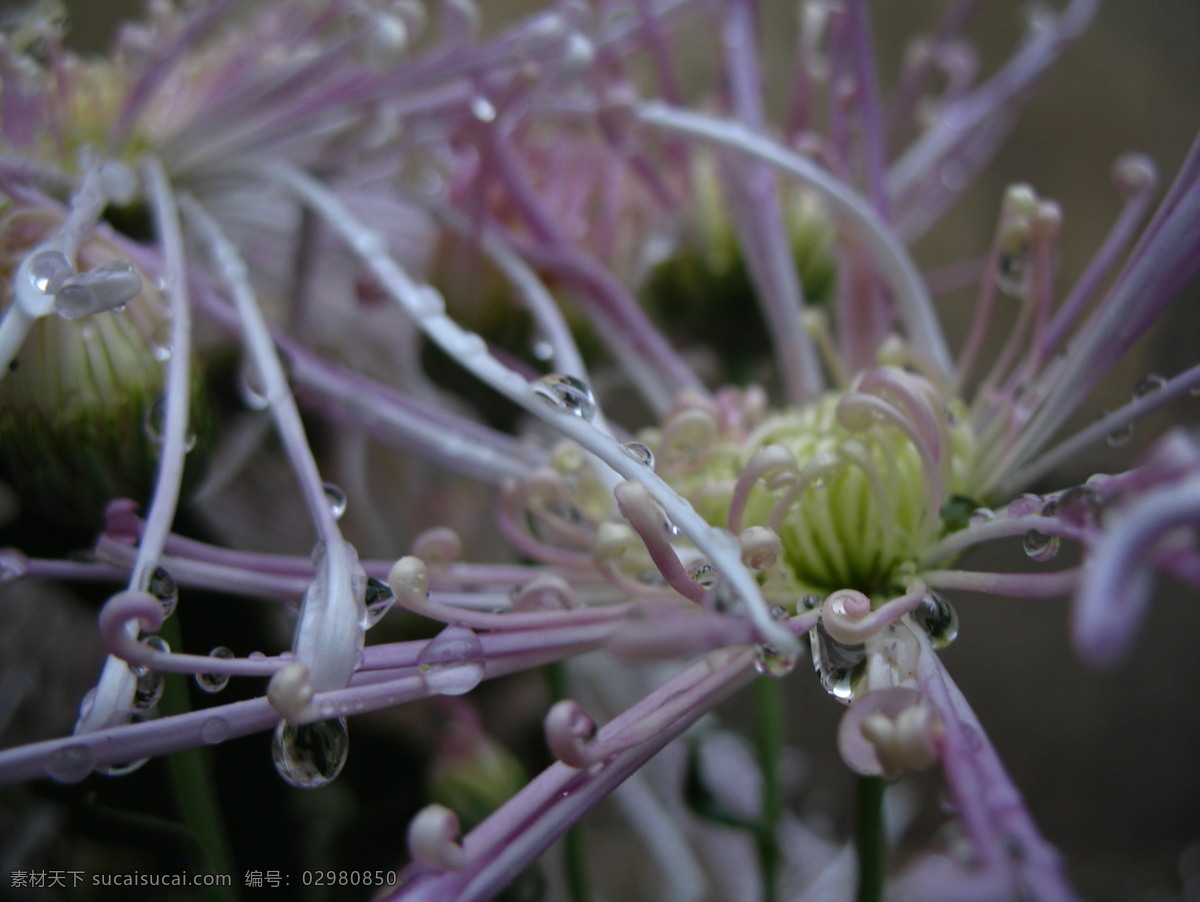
<box><xmin>646</xmin><ymin>369</ymin><xmax>978</xmax><ymax>597</ymax></box>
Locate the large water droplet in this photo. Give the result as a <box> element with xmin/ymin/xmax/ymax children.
<box><xmin>754</xmin><ymin>644</ymin><xmax>798</xmax><ymax>677</ymax></box>
<box><xmin>532</xmin><ymin>374</ymin><xmax>596</xmax><ymax>421</ymax></box>
<box><xmin>148</xmin><ymin>566</ymin><xmax>178</xmax><ymax>617</ymax></box>
<box><xmin>1132</xmin><ymin>373</ymin><xmax>1166</xmax><ymax>398</ymax></box>
<box><xmin>361</xmin><ymin>577</ymin><xmax>395</xmax><ymax>629</ymax></box>
<box><xmin>45</xmin><ymin>744</ymin><xmax>96</xmax><ymax>783</ymax></box>
<box><xmin>201</xmin><ymin>716</ymin><xmax>231</xmax><ymax>744</ymax></box>
<box><xmin>620</xmin><ymin>441</ymin><xmax>655</xmax><ymax>470</ymax></box>
<box><xmin>810</xmin><ymin>620</ymin><xmax>867</xmax><ymax>703</ymax></box>
<box><xmin>322</xmin><ymin>483</ymin><xmax>348</xmax><ymax>520</ymax></box>
<box><xmin>196</xmin><ymin>647</ymin><xmax>234</xmax><ymax>694</ymax></box>
<box><xmin>416</xmin><ymin>625</ymin><xmax>485</xmax><ymax>696</ymax></box>
<box><xmin>1023</xmin><ymin>529</ymin><xmax>1060</xmax><ymax>562</ymax></box>
<box><xmin>272</xmin><ymin>718</ymin><xmax>349</xmax><ymax>789</ymax></box>
<box><xmin>911</xmin><ymin>591</ymin><xmax>959</xmax><ymax>648</ymax></box>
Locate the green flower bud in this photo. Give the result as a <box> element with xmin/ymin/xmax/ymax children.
<box><xmin>0</xmin><ymin>210</ymin><xmax>210</xmax><ymax>530</ymax></box>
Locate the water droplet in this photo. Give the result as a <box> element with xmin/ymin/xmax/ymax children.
<box><xmin>810</xmin><ymin>620</ymin><xmax>867</xmax><ymax>703</ymax></box>
<box><xmin>470</xmin><ymin>95</ymin><xmax>497</xmax><ymax>122</ymax></box>
<box><xmin>148</xmin><ymin>566</ymin><xmax>178</xmax><ymax>617</ymax></box>
<box><xmin>29</xmin><ymin>250</ymin><xmax>72</xmax><ymax>293</ymax></box>
<box><xmin>1022</xmin><ymin>529</ymin><xmax>1060</xmax><ymax>562</ymax></box>
<box><xmin>196</xmin><ymin>647</ymin><xmax>235</xmax><ymax>694</ymax></box>
<box><xmin>96</xmin><ymin>758</ymin><xmax>149</xmax><ymax>777</ymax></box>
<box><xmin>1006</xmin><ymin>493</ymin><xmax>1043</xmax><ymax>518</ymax></box>
<box><xmin>802</xmin><ymin>594</ymin><xmax>821</xmax><ymax>610</ymax></box>
<box><xmin>996</xmin><ymin>246</ymin><xmax>1028</xmax><ymax>297</ymax></box>
<box><xmin>272</xmin><ymin>718</ymin><xmax>349</xmax><ymax>789</ymax></box>
<box><xmin>143</xmin><ymin>396</ymin><xmax>197</xmax><ymax>451</ymax></box>
<box><xmin>969</xmin><ymin>507</ymin><xmax>996</xmax><ymax>526</ymax></box>
<box><xmin>754</xmin><ymin>644</ymin><xmax>798</xmax><ymax>677</ymax></box>
<box><xmin>134</xmin><ymin>666</ymin><xmax>164</xmax><ymax>710</ymax></box>
<box><xmin>201</xmin><ymin>717</ymin><xmax>231</xmax><ymax>744</ymax></box>
<box><xmin>911</xmin><ymin>591</ymin><xmax>959</xmax><ymax>648</ymax></box>
<box><xmin>532</xmin><ymin>338</ymin><xmax>554</xmax><ymax>361</ymax></box>
<box><xmin>1133</xmin><ymin>373</ymin><xmax>1166</xmax><ymax>398</ymax></box>
<box><xmin>1055</xmin><ymin>485</ymin><xmax>1102</xmax><ymax>527</ymax></box>
<box><xmin>1099</xmin><ymin>410</ymin><xmax>1132</xmax><ymax>448</ymax></box>
<box><xmin>532</xmin><ymin>374</ymin><xmax>596</xmax><ymax>421</ymax></box>
<box><xmin>416</xmin><ymin>625</ymin><xmax>485</xmax><ymax>696</ymax></box>
<box><xmin>322</xmin><ymin>483</ymin><xmax>348</xmax><ymax>520</ymax></box>
<box><xmin>361</xmin><ymin>577</ymin><xmax>395</xmax><ymax>629</ymax></box>
<box><xmin>688</xmin><ymin>561</ymin><xmax>717</xmax><ymax>588</ymax></box>
<box><xmin>45</xmin><ymin>744</ymin><xmax>96</xmax><ymax>783</ymax></box>
<box><xmin>151</xmin><ymin>320</ymin><xmax>173</xmax><ymax>361</ymax></box>
<box><xmin>238</xmin><ymin>359</ymin><xmax>270</xmax><ymax>410</ymax></box>
<box><xmin>620</xmin><ymin>441</ymin><xmax>655</xmax><ymax>470</ymax></box>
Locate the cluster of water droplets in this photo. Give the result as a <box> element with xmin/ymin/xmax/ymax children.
<box><xmin>24</xmin><ymin>249</ymin><xmax>142</xmax><ymax>320</ymax></box>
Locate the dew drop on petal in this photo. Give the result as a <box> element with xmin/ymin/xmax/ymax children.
<box><xmin>911</xmin><ymin>591</ymin><xmax>959</xmax><ymax>648</ymax></box>
<box><xmin>151</xmin><ymin>320</ymin><xmax>173</xmax><ymax>361</ymax></box>
<box><xmin>134</xmin><ymin>666</ymin><xmax>164</xmax><ymax>710</ymax></box>
<box><xmin>143</xmin><ymin>396</ymin><xmax>197</xmax><ymax>451</ymax></box>
<box><xmin>272</xmin><ymin>718</ymin><xmax>349</xmax><ymax>789</ymax></box>
<box><xmin>201</xmin><ymin>716</ymin><xmax>231</xmax><ymax>745</ymax></box>
<box><xmin>688</xmin><ymin>561</ymin><xmax>717</xmax><ymax>589</ymax></box>
<box><xmin>470</xmin><ymin>94</ymin><xmax>497</xmax><ymax>122</ymax></box>
<box><xmin>969</xmin><ymin>507</ymin><xmax>996</xmax><ymax>526</ymax></box>
<box><xmin>416</xmin><ymin>625</ymin><xmax>485</xmax><ymax>696</ymax></box>
<box><xmin>1132</xmin><ymin>373</ymin><xmax>1166</xmax><ymax>398</ymax></box>
<box><xmin>195</xmin><ymin>647</ymin><xmax>235</xmax><ymax>694</ymax></box>
<box><xmin>29</xmin><ymin>250</ymin><xmax>72</xmax><ymax>293</ymax></box>
<box><xmin>1006</xmin><ymin>493</ymin><xmax>1042</xmax><ymax>518</ymax></box>
<box><xmin>1099</xmin><ymin>410</ymin><xmax>1132</xmax><ymax>448</ymax></box>
<box><xmin>532</xmin><ymin>374</ymin><xmax>596</xmax><ymax>421</ymax></box>
<box><xmin>1022</xmin><ymin>529</ymin><xmax>1060</xmax><ymax>562</ymax></box>
<box><xmin>322</xmin><ymin>483</ymin><xmax>348</xmax><ymax>520</ymax></box>
<box><xmin>754</xmin><ymin>644</ymin><xmax>798</xmax><ymax>677</ymax></box>
<box><xmin>96</xmin><ymin>715</ymin><xmax>150</xmax><ymax>777</ymax></box>
<box><xmin>238</xmin><ymin>359</ymin><xmax>270</xmax><ymax>410</ymax></box>
<box><xmin>148</xmin><ymin>566</ymin><xmax>178</xmax><ymax>617</ymax></box>
<box><xmin>810</xmin><ymin>620</ymin><xmax>867</xmax><ymax>703</ymax></box>
<box><xmin>996</xmin><ymin>247</ymin><xmax>1028</xmax><ymax>297</ymax></box>
<box><xmin>45</xmin><ymin>744</ymin><xmax>96</xmax><ymax>783</ymax></box>
<box><xmin>361</xmin><ymin>577</ymin><xmax>395</xmax><ymax>629</ymax></box>
<box><xmin>620</xmin><ymin>441</ymin><xmax>655</xmax><ymax>470</ymax></box>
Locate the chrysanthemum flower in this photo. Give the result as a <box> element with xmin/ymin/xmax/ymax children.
<box><xmin>1</xmin><ymin>1</ymin><xmax>1198</xmax><ymax>901</ymax></box>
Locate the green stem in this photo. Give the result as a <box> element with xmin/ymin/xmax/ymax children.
<box><xmin>754</xmin><ymin>677</ymin><xmax>784</xmax><ymax>902</ymax></box>
<box><xmin>158</xmin><ymin>615</ymin><xmax>239</xmax><ymax>902</ymax></box>
<box><xmin>855</xmin><ymin>776</ymin><xmax>886</xmax><ymax>902</ymax></box>
<box><xmin>545</xmin><ymin>661</ymin><xmax>589</xmax><ymax>902</ymax></box>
